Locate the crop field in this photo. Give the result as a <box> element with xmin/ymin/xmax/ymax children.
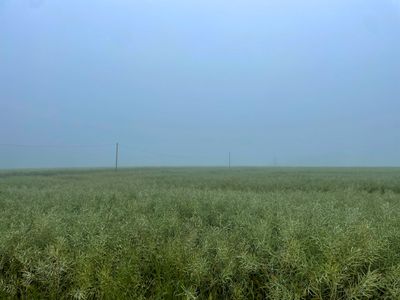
<box><xmin>1</xmin><ymin>168</ymin><xmax>400</xmax><ymax>299</ymax></box>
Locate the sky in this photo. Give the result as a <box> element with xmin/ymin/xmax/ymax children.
<box><xmin>0</xmin><ymin>0</ymin><xmax>400</xmax><ymax>168</ymax></box>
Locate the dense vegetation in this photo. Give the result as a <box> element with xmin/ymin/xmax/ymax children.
<box><xmin>1</xmin><ymin>167</ymin><xmax>400</xmax><ymax>299</ymax></box>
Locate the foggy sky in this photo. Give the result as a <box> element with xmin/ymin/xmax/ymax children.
<box><xmin>1</xmin><ymin>0</ymin><xmax>400</xmax><ymax>168</ymax></box>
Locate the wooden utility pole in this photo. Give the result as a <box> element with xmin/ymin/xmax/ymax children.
<box><xmin>115</xmin><ymin>142</ymin><xmax>119</xmax><ymax>171</ymax></box>
<box><xmin>229</xmin><ymin>152</ymin><xmax>231</xmax><ymax>168</ymax></box>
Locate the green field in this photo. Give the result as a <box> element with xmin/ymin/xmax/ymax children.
<box><xmin>1</xmin><ymin>168</ymin><xmax>400</xmax><ymax>299</ymax></box>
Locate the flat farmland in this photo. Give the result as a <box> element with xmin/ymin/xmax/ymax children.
<box><xmin>1</xmin><ymin>168</ymin><xmax>400</xmax><ymax>299</ymax></box>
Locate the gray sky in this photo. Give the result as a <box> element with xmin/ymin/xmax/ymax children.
<box><xmin>1</xmin><ymin>0</ymin><xmax>400</xmax><ymax>168</ymax></box>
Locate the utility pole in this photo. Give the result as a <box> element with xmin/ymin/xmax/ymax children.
<box><xmin>115</xmin><ymin>142</ymin><xmax>119</xmax><ymax>171</ymax></box>
<box><xmin>229</xmin><ymin>152</ymin><xmax>231</xmax><ymax>169</ymax></box>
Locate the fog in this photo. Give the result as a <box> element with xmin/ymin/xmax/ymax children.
<box><xmin>1</xmin><ymin>0</ymin><xmax>399</xmax><ymax>168</ymax></box>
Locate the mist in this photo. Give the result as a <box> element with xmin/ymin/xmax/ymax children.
<box><xmin>1</xmin><ymin>0</ymin><xmax>399</xmax><ymax>168</ymax></box>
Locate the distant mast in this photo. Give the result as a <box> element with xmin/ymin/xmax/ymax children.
<box><xmin>115</xmin><ymin>142</ymin><xmax>119</xmax><ymax>171</ymax></box>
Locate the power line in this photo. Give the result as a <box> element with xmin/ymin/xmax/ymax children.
<box><xmin>120</xmin><ymin>144</ymin><xmax>210</xmax><ymax>160</ymax></box>
<box><xmin>0</xmin><ymin>143</ymin><xmax>215</xmax><ymax>160</ymax></box>
<box><xmin>0</xmin><ymin>142</ymin><xmax>230</xmax><ymax>167</ymax></box>
<box><xmin>0</xmin><ymin>143</ymin><xmax>113</xmax><ymax>148</ymax></box>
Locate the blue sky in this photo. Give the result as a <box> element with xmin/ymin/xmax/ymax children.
<box><xmin>1</xmin><ymin>0</ymin><xmax>399</xmax><ymax>168</ymax></box>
